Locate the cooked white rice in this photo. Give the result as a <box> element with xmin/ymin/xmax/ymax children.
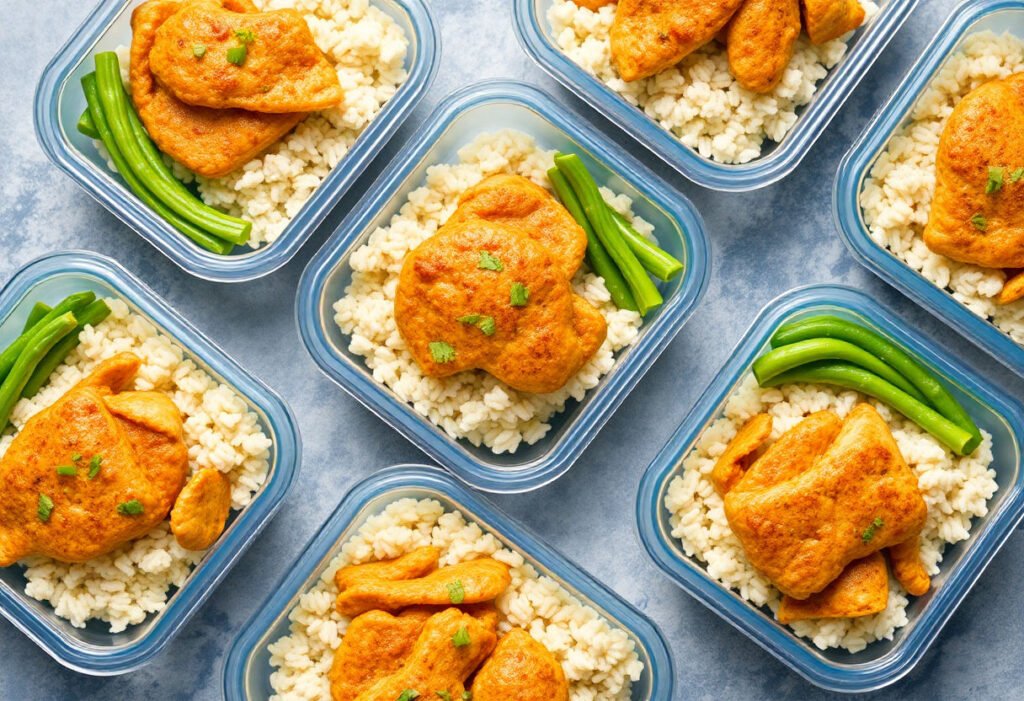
<box><xmin>1</xmin><ymin>298</ymin><xmax>273</xmax><ymax>632</ymax></box>
<box><xmin>664</xmin><ymin>375</ymin><xmax>998</xmax><ymax>652</ymax></box>
<box><xmin>267</xmin><ymin>497</ymin><xmax>644</xmax><ymax>701</ymax></box>
<box><xmin>547</xmin><ymin>0</ymin><xmax>879</xmax><ymax>164</ymax></box>
<box><xmin>860</xmin><ymin>31</ymin><xmax>1024</xmax><ymax>344</ymax></box>
<box><xmin>106</xmin><ymin>0</ymin><xmax>409</xmax><ymax>248</ymax></box>
<box><xmin>333</xmin><ymin>130</ymin><xmax>647</xmax><ymax>454</ymax></box>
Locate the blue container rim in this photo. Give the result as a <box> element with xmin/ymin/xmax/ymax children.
<box><xmin>0</xmin><ymin>250</ymin><xmax>302</xmax><ymax>674</ymax></box>
<box><xmin>511</xmin><ymin>0</ymin><xmax>919</xmax><ymax>192</ymax></box>
<box><xmin>222</xmin><ymin>463</ymin><xmax>676</xmax><ymax>701</ymax></box>
<box><xmin>636</xmin><ymin>283</ymin><xmax>1024</xmax><ymax>693</ymax></box>
<box><xmin>834</xmin><ymin>0</ymin><xmax>1024</xmax><ymax>379</ymax></box>
<box><xmin>296</xmin><ymin>78</ymin><xmax>711</xmax><ymax>494</ymax></box>
<box><xmin>32</xmin><ymin>0</ymin><xmax>440</xmax><ymax>283</ymax></box>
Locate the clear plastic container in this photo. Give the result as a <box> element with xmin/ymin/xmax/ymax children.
<box><xmin>33</xmin><ymin>0</ymin><xmax>440</xmax><ymax>283</ymax></box>
<box><xmin>835</xmin><ymin>0</ymin><xmax>1024</xmax><ymax>378</ymax></box>
<box><xmin>512</xmin><ymin>0</ymin><xmax>918</xmax><ymax>192</ymax></box>
<box><xmin>635</xmin><ymin>284</ymin><xmax>1024</xmax><ymax>693</ymax></box>
<box><xmin>223</xmin><ymin>463</ymin><xmax>675</xmax><ymax>700</ymax></box>
<box><xmin>0</xmin><ymin>251</ymin><xmax>301</xmax><ymax>675</ymax></box>
<box><xmin>296</xmin><ymin>79</ymin><xmax>711</xmax><ymax>494</ymax></box>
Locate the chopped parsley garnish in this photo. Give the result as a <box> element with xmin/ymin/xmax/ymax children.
<box><xmin>861</xmin><ymin>517</ymin><xmax>884</xmax><ymax>543</ymax></box>
<box><xmin>37</xmin><ymin>494</ymin><xmax>54</xmax><ymax>523</ymax></box>
<box><xmin>226</xmin><ymin>45</ymin><xmax>247</xmax><ymax>66</ymax></box>
<box><xmin>235</xmin><ymin>28</ymin><xmax>256</xmax><ymax>44</ymax></box>
<box><xmin>56</xmin><ymin>465</ymin><xmax>78</xmax><ymax>477</ymax></box>
<box><xmin>429</xmin><ymin>341</ymin><xmax>456</xmax><ymax>364</ymax></box>
<box><xmin>88</xmin><ymin>455</ymin><xmax>103</xmax><ymax>480</ymax></box>
<box><xmin>1012</xmin><ymin>167</ymin><xmax>1024</xmax><ymax>183</ymax></box>
<box><xmin>192</xmin><ymin>44</ymin><xmax>207</xmax><ymax>59</ymax></box>
<box><xmin>117</xmin><ymin>499</ymin><xmax>145</xmax><ymax>516</ymax></box>
<box><xmin>971</xmin><ymin>213</ymin><xmax>988</xmax><ymax>231</ymax></box>
<box><xmin>71</xmin><ymin>452</ymin><xmax>82</xmax><ymax>462</ymax></box>
<box><xmin>451</xmin><ymin>625</ymin><xmax>471</xmax><ymax>648</ymax></box>
<box><xmin>396</xmin><ymin>691</ymin><xmax>420</xmax><ymax>701</ymax></box>
<box><xmin>510</xmin><ymin>282</ymin><xmax>529</xmax><ymax>307</ymax></box>
<box><xmin>477</xmin><ymin>251</ymin><xmax>503</xmax><ymax>272</ymax></box>
<box><xmin>435</xmin><ymin>693</ymin><xmax>452</xmax><ymax>701</ymax></box>
<box><xmin>986</xmin><ymin>166</ymin><xmax>1005</xmax><ymax>195</ymax></box>
<box><xmin>462</xmin><ymin>693</ymin><xmax>471</xmax><ymax>701</ymax></box>
<box><xmin>457</xmin><ymin>315</ymin><xmax>496</xmax><ymax>337</ymax></box>
<box><xmin>446</xmin><ymin>579</ymin><xmax>465</xmax><ymax>604</ymax></box>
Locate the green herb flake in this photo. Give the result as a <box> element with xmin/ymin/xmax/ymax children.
<box><xmin>117</xmin><ymin>499</ymin><xmax>145</xmax><ymax>517</ymax></box>
<box><xmin>510</xmin><ymin>282</ymin><xmax>529</xmax><ymax>307</ymax></box>
<box><xmin>429</xmin><ymin>341</ymin><xmax>456</xmax><ymax>364</ymax></box>
<box><xmin>446</xmin><ymin>579</ymin><xmax>465</xmax><ymax>604</ymax></box>
<box><xmin>88</xmin><ymin>455</ymin><xmax>103</xmax><ymax>480</ymax></box>
<box><xmin>1012</xmin><ymin>167</ymin><xmax>1024</xmax><ymax>183</ymax></box>
<box><xmin>971</xmin><ymin>213</ymin><xmax>988</xmax><ymax>231</ymax></box>
<box><xmin>37</xmin><ymin>494</ymin><xmax>54</xmax><ymax>523</ymax></box>
<box><xmin>71</xmin><ymin>452</ymin><xmax>82</xmax><ymax>462</ymax></box>
<box><xmin>477</xmin><ymin>251</ymin><xmax>503</xmax><ymax>272</ymax></box>
<box><xmin>451</xmin><ymin>625</ymin><xmax>471</xmax><ymax>648</ymax></box>
<box><xmin>986</xmin><ymin>166</ymin><xmax>1005</xmax><ymax>195</ymax></box>
<box><xmin>435</xmin><ymin>693</ymin><xmax>452</xmax><ymax>701</ymax></box>
<box><xmin>861</xmin><ymin>517</ymin><xmax>884</xmax><ymax>543</ymax></box>
<box><xmin>456</xmin><ymin>315</ymin><xmax>496</xmax><ymax>337</ymax></box>
<box><xmin>235</xmin><ymin>28</ymin><xmax>256</xmax><ymax>44</ymax></box>
<box><xmin>192</xmin><ymin>44</ymin><xmax>207</xmax><ymax>59</ymax></box>
<box><xmin>226</xmin><ymin>45</ymin><xmax>247</xmax><ymax>66</ymax></box>
<box><xmin>56</xmin><ymin>465</ymin><xmax>78</xmax><ymax>477</ymax></box>
<box><xmin>396</xmin><ymin>691</ymin><xmax>420</xmax><ymax>701</ymax></box>
<box><xmin>461</xmin><ymin>693</ymin><xmax>472</xmax><ymax>701</ymax></box>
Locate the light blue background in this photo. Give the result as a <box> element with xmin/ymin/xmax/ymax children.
<box><xmin>2</xmin><ymin>1</ymin><xmax>1022</xmax><ymax>698</ymax></box>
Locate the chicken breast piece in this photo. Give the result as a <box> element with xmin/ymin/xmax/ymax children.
<box><xmin>889</xmin><ymin>536</ymin><xmax>931</xmax><ymax>597</ymax></box>
<box><xmin>0</xmin><ymin>354</ymin><xmax>189</xmax><ymax>566</ymax></box>
<box><xmin>575</xmin><ymin>0</ymin><xmax>615</xmax><ymax>8</ymax></box>
<box><xmin>130</xmin><ymin>0</ymin><xmax>305</xmax><ymax>178</ymax></box>
<box><xmin>471</xmin><ymin>628</ymin><xmax>569</xmax><ymax>701</ymax></box>
<box><xmin>335</xmin><ymin>558</ymin><xmax>511</xmax><ymax>617</ymax></box>
<box><xmin>394</xmin><ymin>219</ymin><xmax>606</xmax><ymax>394</ymax></box>
<box><xmin>610</xmin><ymin>0</ymin><xmax>745</xmax><ymax>82</ymax></box>
<box><xmin>170</xmin><ymin>468</ymin><xmax>232</xmax><ymax>550</ymax></box>
<box><xmin>353</xmin><ymin>608</ymin><xmax>497</xmax><ymax>701</ymax></box>
<box><xmin>924</xmin><ymin>73</ymin><xmax>1024</xmax><ymax>269</ymax></box>
<box><xmin>726</xmin><ymin>0</ymin><xmax>802</xmax><ymax>93</ymax></box>
<box><xmin>1000</xmin><ymin>270</ymin><xmax>1024</xmax><ymax>305</ymax></box>
<box><xmin>149</xmin><ymin>2</ymin><xmax>342</xmax><ymax>113</ymax></box>
<box><xmin>730</xmin><ymin>410</ymin><xmax>842</xmax><ymax>495</ymax></box>
<box><xmin>801</xmin><ymin>0</ymin><xmax>866</xmax><ymax>44</ymax></box>
<box><xmin>725</xmin><ymin>404</ymin><xmax>927</xmax><ymax>600</ymax></box>
<box><xmin>334</xmin><ymin>546</ymin><xmax>441</xmax><ymax>592</ymax></box>
<box><xmin>710</xmin><ymin>413</ymin><xmax>772</xmax><ymax>496</ymax></box>
<box><xmin>776</xmin><ymin>552</ymin><xmax>889</xmax><ymax>624</ymax></box>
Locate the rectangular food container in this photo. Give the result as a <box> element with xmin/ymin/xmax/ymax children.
<box><xmin>835</xmin><ymin>0</ymin><xmax>1024</xmax><ymax>378</ymax></box>
<box><xmin>223</xmin><ymin>463</ymin><xmax>674</xmax><ymax>700</ymax></box>
<box><xmin>0</xmin><ymin>251</ymin><xmax>301</xmax><ymax>675</ymax></box>
<box><xmin>33</xmin><ymin>0</ymin><xmax>440</xmax><ymax>283</ymax></box>
<box><xmin>296</xmin><ymin>79</ymin><xmax>710</xmax><ymax>494</ymax></box>
<box><xmin>635</xmin><ymin>284</ymin><xmax>1024</xmax><ymax>693</ymax></box>
<box><xmin>513</xmin><ymin>0</ymin><xmax>917</xmax><ymax>192</ymax></box>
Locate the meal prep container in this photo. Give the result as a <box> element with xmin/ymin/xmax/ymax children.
<box><xmin>33</xmin><ymin>0</ymin><xmax>440</xmax><ymax>283</ymax></box>
<box><xmin>512</xmin><ymin>0</ymin><xmax>918</xmax><ymax>192</ymax></box>
<box><xmin>0</xmin><ymin>251</ymin><xmax>301</xmax><ymax>675</ymax></box>
<box><xmin>223</xmin><ymin>463</ymin><xmax>675</xmax><ymax>700</ymax></box>
<box><xmin>635</xmin><ymin>284</ymin><xmax>1024</xmax><ymax>693</ymax></box>
<box><xmin>296</xmin><ymin>79</ymin><xmax>710</xmax><ymax>494</ymax></box>
<box><xmin>835</xmin><ymin>0</ymin><xmax>1024</xmax><ymax>378</ymax></box>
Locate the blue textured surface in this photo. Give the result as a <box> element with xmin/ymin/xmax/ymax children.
<box><xmin>1</xmin><ymin>1</ymin><xmax>1022</xmax><ymax>699</ymax></box>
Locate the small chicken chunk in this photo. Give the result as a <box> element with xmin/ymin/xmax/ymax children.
<box><xmin>710</xmin><ymin>413</ymin><xmax>772</xmax><ymax>495</ymax></box>
<box><xmin>730</xmin><ymin>410</ymin><xmax>842</xmax><ymax>495</ymax></box>
<box><xmin>335</xmin><ymin>558</ymin><xmax>511</xmax><ymax>617</ymax></box>
<box><xmin>777</xmin><ymin>552</ymin><xmax>889</xmax><ymax>624</ymax></box>
<box><xmin>0</xmin><ymin>354</ymin><xmax>189</xmax><ymax>565</ymax></box>
<box><xmin>353</xmin><ymin>608</ymin><xmax>497</xmax><ymax>701</ymax></box>
<box><xmin>1000</xmin><ymin>270</ymin><xmax>1024</xmax><ymax>305</ymax></box>
<box><xmin>575</xmin><ymin>0</ymin><xmax>615</xmax><ymax>9</ymax></box>
<box><xmin>394</xmin><ymin>219</ymin><xmax>606</xmax><ymax>394</ymax></box>
<box><xmin>726</xmin><ymin>0</ymin><xmax>802</xmax><ymax>93</ymax></box>
<box><xmin>150</xmin><ymin>2</ymin><xmax>342</xmax><ymax>113</ymax></box>
<box><xmin>170</xmin><ymin>468</ymin><xmax>232</xmax><ymax>550</ymax></box>
<box><xmin>889</xmin><ymin>536</ymin><xmax>931</xmax><ymax>597</ymax></box>
<box><xmin>924</xmin><ymin>73</ymin><xmax>1024</xmax><ymax>269</ymax></box>
<box><xmin>801</xmin><ymin>0</ymin><xmax>866</xmax><ymax>44</ymax></box>
<box><xmin>610</xmin><ymin>0</ymin><xmax>745</xmax><ymax>82</ymax></box>
<box><xmin>334</xmin><ymin>546</ymin><xmax>441</xmax><ymax>592</ymax></box>
<box><xmin>471</xmin><ymin>628</ymin><xmax>569</xmax><ymax>701</ymax></box>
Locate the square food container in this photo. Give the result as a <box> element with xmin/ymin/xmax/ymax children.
<box><xmin>296</xmin><ymin>79</ymin><xmax>710</xmax><ymax>494</ymax></box>
<box><xmin>512</xmin><ymin>0</ymin><xmax>917</xmax><ymax>192</ymax></box>
<box><xmin>0</xmin><ymin>251</ymin><xmax>301</xmax><ymax>675</ymax></box>
<box><xmin>223</xmin><ymin>463</ymin><xmax>675</xmax><ymax>700</ymax></box>
<box><xmin>33</xmin><ymin>0</ymin><xmax>440</xmax><ymax>283</ymax></box>
<box><xmin>635</xmin><ymin>284</ymin><xmax>1024</xmax><ymax>693</ymax></box>
<box><xmin>835</xmin><ymin>0</ymin><xmax>1024</xmax><ymax>378</ymax></box>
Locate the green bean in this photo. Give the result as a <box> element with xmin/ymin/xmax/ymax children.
<box><xmin>608</xmin><ymin>209</ymin><xmax>683</xmax><ymax>282</ymax></box>
<box><xmin>762</xmin><ymin>361</ymin><xmax>976</xmax><ymax>456</ymax></box>
<box><xmin>0</xmin><ymin>292</ymin><xmax>94</xmax><ymax>384</ymax></box>
<box><xmin>753</xmin><ymin>338</ymin><xmax>929</xmax><ymax>403</ymax></box>
<box><xmin>82</xmin><ymin>72</ymin><xmax>235</xmax><ymax>255</ymax></box>
<box><xmin>22</xmin><ymin>303</ymin><xmax>52</xmax><ymax>333</ymax></box>
<box><xmin>22</xmin><ymin>300</ymin><xmax>112</xmax><ymax>400</ymax></box>
<box><xmin>771</xmin><ymin>315</ymin><xmax>981</xmax><ymax>453</ymax></box>
<box><xmin>554</xmin><ymin>153</ymin><xmax>663</xmax><ymax>316</ymax></box>
<box><xmin>0</xmin><ymin>312</ymin><xmax>78</xmax><ymax>432</ymax></box>
<box><xmin>548</xmin><ymin>168</ymin><xmax>637</xmax><ymax>312</ymax></box>
<box><xmin>93</xmin><ymin>53</ymin><xmax>250</xmax><ymax>246</ymax></box>
<box><xmin>77</xmin><ymin>109</ymin><xmax>99</xmax><ymax>139</ymax></box>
